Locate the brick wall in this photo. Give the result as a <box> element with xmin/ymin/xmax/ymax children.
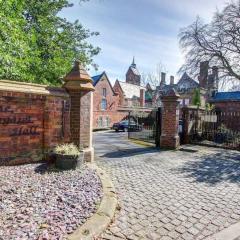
<box><xmin>0</xmin><ymin>80</ymin><xmax>70</xmax><ymax>165</ymax></box>
<box><xmin>212</xmin><ymin>100</ymin><xmax>240</xmax><ymax>112</ymax></box>
<box><xmin>211</xmin><ymin>100</ymin><xmax>240</xmax><ymax>130</ymax></box>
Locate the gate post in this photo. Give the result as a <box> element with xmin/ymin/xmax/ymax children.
<box><xmin>160</xmin><ymin>89</ymin><xmax>180</xmax><ymax>149</ymax></box>
<box><xmin>63</xmin><ymin>60</ymin><xmax>95</xmax><ymax>162</ymax></box>
<box><xmin>182</xmin><ymin>107</ymin><xmax>190</xmax><ymax>144</ymax></box>
<box><xmin>155</xmin><ymin>107</ymin><xmax>161</xmax><ymax>147</ymax></box>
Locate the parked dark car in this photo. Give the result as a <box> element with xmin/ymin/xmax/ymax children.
<box><xmin>112</xmin><ymin>120</ymin><xmax>142</xmax><ymax>132</ymax></box>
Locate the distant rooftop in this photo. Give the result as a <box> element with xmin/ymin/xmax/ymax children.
<box><xmin>118</xmin><ymin>81</ymin><xmax>145</xmax><ymax>99</ymax></box>
<box><xmin>177</xmin><ymin>72</ymin><xmax>199</xmax><ymax>89</ymax></box>
<box><xmin>213</xmin><ymin>91</ymin><xmax>240</xmax><ymax>101</ymax></box>
<box><xmin>128</xmin><ymin>57</ymin><xmax>140</xmax><ymax>76</ymax></box>
<box><xmin>92</xmin><ymin>72</ymin><xmax>104</xmax><ymax>86</ymax></box>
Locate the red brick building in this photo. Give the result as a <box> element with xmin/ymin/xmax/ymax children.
<box><xmin>92</xmin><ymin>59</ymin><xmax>150</xmax><ymax>130</ymax></box>
<box><xmin>92</xmin><ymin>72</ymin><xmax>127</xmax><ymax>130</ymax></box>
<box><xmin>113</xmin><ymin>58</ymin><xmax>146</xmax><ymax>107</ymax></box>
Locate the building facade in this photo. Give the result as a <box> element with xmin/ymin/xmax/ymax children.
<box><xmin>152</xmin><ymin>72</ymin><xmax>206</xmax><ymax>108</ymax></box>
<box><xmin>92</xmin><ymin>59</ymin><xmax>151</xmax><ymax>130</ymax></box>
<box><xmin>113</xmin><ymin>58</ymin><xmax>146</xmax><ymax>107</ymax></box>
<box><xmin>92</xmin><ymin>72</ymin><xmax>126</xmax><ymax>130</ymax></box>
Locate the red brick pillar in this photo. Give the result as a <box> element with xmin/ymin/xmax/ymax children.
<box><xmin>160</xmin><ymin>89</ymin><xmax>180</xmax><ymax>149</ymax></box>
<box><xmin>63</xmin><ymin>61</ymin><xmax>95</xmax><ymax>162</ymax></box>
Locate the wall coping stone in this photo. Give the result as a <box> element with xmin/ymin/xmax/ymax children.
<box><xmin>0</xmin><ymin>80</ymin><xmax>69</xmax><ymax>98</ymax></box>
<box><xmin>182</xmin><ymin>105</ymin><xmax>205</xmax><ymax>110</ymax></box>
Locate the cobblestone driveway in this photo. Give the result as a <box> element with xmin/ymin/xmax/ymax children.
<box><xmin>94</xmin><ymin>131</ymin><xmax>240</xmax><ymax>240</ymax></box>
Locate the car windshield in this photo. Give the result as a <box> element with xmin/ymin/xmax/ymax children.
<box><xmin>120</xmin><ymin>120</ymin><xmax>136</xmax><ymax>125</ymax></box>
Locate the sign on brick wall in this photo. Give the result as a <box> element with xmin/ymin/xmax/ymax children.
<box><xmin>0</xmin><ymin>96</ymin><xmax>44</xmax><ymax>165</ymax></box>
<box><xmin>0</xmin><ymin>80</ymin><xmax>71</xmax><ymax>165</ymax></box>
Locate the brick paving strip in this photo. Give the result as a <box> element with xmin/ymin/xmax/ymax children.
<box><xmin>94</xmin><ymin>132</ymin><xmax>240</xmax><ymax>240</ymax></box>
<box><xmin>68</xmin><ymin>163</ymin><xmax>118</xmax><ymax>240</ymax></box>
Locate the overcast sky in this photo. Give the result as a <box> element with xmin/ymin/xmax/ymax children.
<box><xmin>60</xmin><ymin>0</ymin><xmax>227</xmax><ymax>84</ymax></box>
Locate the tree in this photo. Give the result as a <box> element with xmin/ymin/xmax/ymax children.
<box><xmin>179</xmin><ymin>0</ymin><xmax>240</xmax><ymax>82</ymax></box>
<box><xmin>0</xmin><ymin>0</ymin><xmax>100</xmax><ymax>85</ymax></box>
<box><xmin>192</xmin><ymin>88</ymin><xmax>201</xmax><ymax>106</ymax></box>
<box><xmin>141</xmin><ymin>62</ymin><xmax>167</xmax><ymax>88</ymax></box>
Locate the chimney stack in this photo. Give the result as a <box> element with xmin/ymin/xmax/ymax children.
<box><xmin>160</xmin><ymin>72</ymin><xmax>166</xmax><ymax>87</ymax></box>
<box><xmin>140</xmin><ymin>89</ymin><xmax>145</xmax><ymax>107</ymax></box>
<box><xmin>170</xmin><ymin>76</ymin><xmax>174</xmax><ymax>85</ymax></box>
<box><xmin>199</xmin><ymin>61</ymin><xmax>209</xmax><ymax>89</ymax></box>
<box><xmin>212</xmin><ymin>66</ymin><xmax>218</xmax><ymax>79</ymax></box>
<box><xmin>212</xmin><ymin>66</ymin><xmax>219</xmax><ymax>90</ymax></box>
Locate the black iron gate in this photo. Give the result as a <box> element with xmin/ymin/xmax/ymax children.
<box><xmin>128</xmin><ymin>108</ymin><xmax>161</xmax><ymax>147</ymax></box>
<box><xmin>188</xmin><ymin>109</ymin><xmax>240</xmax><ymax>150</ymax></box>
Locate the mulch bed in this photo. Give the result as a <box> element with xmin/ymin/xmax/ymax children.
<box><xmin>0</xmin><ymin>163</ymin><xmax>102</xmax><ymax>240</ymax></box>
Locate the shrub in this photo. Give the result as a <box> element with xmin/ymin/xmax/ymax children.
<box><xmin>54</xmin><ymin>143</ymin><xmax>80</xmax><ymax>156</ymax></box>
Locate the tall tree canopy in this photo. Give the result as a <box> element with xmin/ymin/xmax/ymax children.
<box><xmin>179</xmin><ymin>0</ymin><xmax>240</xmax><ymax>82</ymax></box>
<box><xmin>0</xmin><ymin>0</ymin><xmax>100</xmax><ymax>85</ymax></box>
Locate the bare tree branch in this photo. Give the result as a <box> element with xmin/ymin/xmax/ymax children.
<box><xmin>141</xmin><ymin>62</ymin><xmax>167</xmax><ymax>88</ymax></box>
<box><xmin>179</xmin><ymin>0</ymin><xmax>240</xmax><ymax>82</ymax></box>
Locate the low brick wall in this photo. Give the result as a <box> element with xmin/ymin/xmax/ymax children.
<box><xmin>0</xmin><ymin>80</ymin><xmax>70</xmax><ymax>165</ymax></box>
<box><xmin>210</xmin><ymin>100</ymin><xmax>240</xmax><ymax>131</ymax></box>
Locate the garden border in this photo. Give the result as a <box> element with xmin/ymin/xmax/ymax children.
<box><xmin>68</xmin><ymin>163</ymin><xmax>117</xmax><ymax>240</ymax></box>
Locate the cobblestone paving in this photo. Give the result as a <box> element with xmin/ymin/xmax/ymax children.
<box><xmin>94</xmin><ymin>132</ymin><xmax>240</xmax><ymax>240</ymax></box>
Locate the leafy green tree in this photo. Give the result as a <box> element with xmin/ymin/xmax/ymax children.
<box><xmin>0</xmin><ymin>0</ymin><xmax>100</xmax><ymax>85</ymax></box>
<box><xmin>193</xmin><ymin>88</ymin><xmax>201</xmax><ymax>106</ymax></box>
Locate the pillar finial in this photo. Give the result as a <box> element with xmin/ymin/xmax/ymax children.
<box><xmin>63</xmin><ymin>60</ymin><xmax>94</xmax><ymax>91</ymax></box>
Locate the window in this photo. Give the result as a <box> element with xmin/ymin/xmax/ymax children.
<box><xmin>106</xmin><ymin>116</ymin><xmax>111</xmax><ymax>127</ymax></box>
<box><xmin>101</xmin><ymin>99</ymin><xmax>107</xmax><ymax>110</ymax></box>
<box><xmin>102</xmin><ymin>88</ymin><xmax>107</xmax><ymax>97</ymax></box>
<box><xmin>184</xmin><ymin>98</ymin><xmax>190</xmax><ymax>106</ymax></box>
<box><xmin>97</xmin><ymin>117</ymin><xmax>103</xmax><ymax>127</ymax></box>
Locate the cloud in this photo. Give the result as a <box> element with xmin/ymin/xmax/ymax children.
<box><xmin>61</xmin><ymin>0</ymin><xmax>228</xmax><ymax>84</ymax></box>
<box><xmin>150</xmin><ymin>0</ymin><xmax>227</xmax><ymax>21</ymax></box>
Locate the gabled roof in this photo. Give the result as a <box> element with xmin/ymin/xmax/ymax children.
<box><xmin>92</xmin><ymin>72</ymin><xmax>104</xmax><ymax>86</ymax></box>
<box><xmin>91</xmin><ymin>71</ymin><xmax>116</xmax><ymax>95</ymax></box>
<box><xmin>177</xmin><ymin>72</ymin><xmax>199</xmax><ymax>89</ymax></box>
<box><xmin>117</xmin><ymin>81</ymin><xmax>146</xmax><ymax>99</ymax></box>
<box><xmin>146</xmin><ymin>83</ymin><xmax>153</xmax><ymax>91</ymax></box>
<box><xmin>213</xmin><ymin>91</ymin><xmax>240</xmax><ymax>101</ymax></box>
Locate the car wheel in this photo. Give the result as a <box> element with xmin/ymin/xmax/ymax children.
<box><xmin>115</xmin><ymin>129</ymin><xmax>119</xmax><ymax>132</ymax></box>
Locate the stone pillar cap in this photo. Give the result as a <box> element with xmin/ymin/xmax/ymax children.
<box><xmin>64</xmin><ymin>60</ymin><xmax>93</xmax><ymax>82</ymax></box>
<box><xmin>161</xmin><ymin>88</ymin><xmax>180</xmax><ymax>99</ymax></box>
<box><xmin>63</xmin><ymin>60</ymin><xmax>94</xmax><ymax>91</ymax></box>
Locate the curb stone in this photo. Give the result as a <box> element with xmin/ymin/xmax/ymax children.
<box><xmin>208</xmin><ymin>222</ymin><xmax>240</xmax><ymax>240</ymax></box>
<box><xmin>67</xmin><ymin>163</ymin><xmax>117</xmax><ymax>240</ymax></box>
